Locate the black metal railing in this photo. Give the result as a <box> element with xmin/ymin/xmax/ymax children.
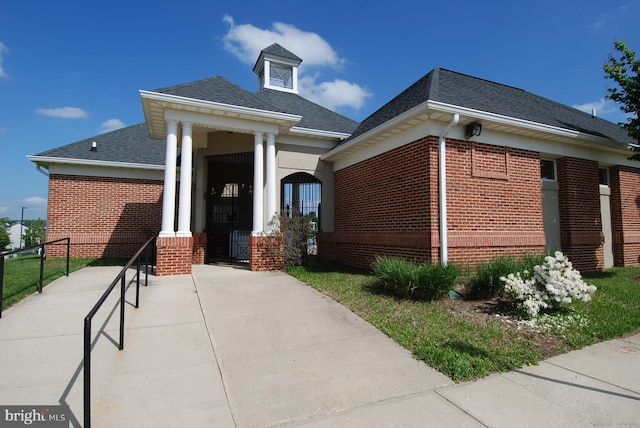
<box><xmin>83</xmin><ymin>235</ymin><xmax>156</xmax><ymax>428</ymax></box>
<box><xmin>0</xmin><ymin>237</ymin><xmax>70</xmax><ymax>318</ymax></box>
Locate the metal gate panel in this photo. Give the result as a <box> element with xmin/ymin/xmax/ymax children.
<box><xmin>206</xmin><ymin>152</ymin><xmax>253</xmax><ymax>262</ymax></box>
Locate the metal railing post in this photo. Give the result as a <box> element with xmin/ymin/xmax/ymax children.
<box><xmin>119</xmin><ymin>274</ymin><xmax>125</xmax><ymax>350</ymax></box>
<box><xmin>66</xmin><ymin>238</ymin><xmax>70</xmax><ymax>276</ymax></box>
<box><xmin>39</xmin><ymin>249</ymin><xmax>45</xmax><ymax>294</ymax></box>
<box><xmin>84</xmin><ymin>316</ymin><xmax>92</xmax><ymax>428</ymax></box>
<box><xmin>135</xmin><ymin>256</ymin><xmax>141</xmax><ymax>308</ymax></box>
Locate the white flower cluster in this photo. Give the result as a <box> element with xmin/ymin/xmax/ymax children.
<box><xmin>500</xmin><ymin>252</ymin><xmax>597</xmax><ymax>319</ymax></box>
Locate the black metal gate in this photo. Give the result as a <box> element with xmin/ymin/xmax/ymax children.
<box><xmin>206</xmin><ymin>152</ymin><xmax>253</xmax><ymax>262</ymax></box>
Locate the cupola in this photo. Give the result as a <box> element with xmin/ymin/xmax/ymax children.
<box><xmin>253</xmin><ymin>43</ymin><xmax>302</xmax><ymax>94</ymax></box>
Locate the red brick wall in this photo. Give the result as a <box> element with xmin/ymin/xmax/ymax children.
<box><xmin>192</xmin><ymin>232</ymin><xmax>207</xmax><ymax>265</ymax></box>
<box><xmin>445</xmin><ymin>139</ymin><xmax>546</xmax><ymax>265</ymax></box>
<box><xmin>249</xmin><ymin>235</ymin><xmax>285</xmax><ymax>271</ymax></box>
<box><xmin>610</xmin><ymin>165</ymin><xmax>640</xmax><ymax>266</ymax></box>
<box><xmin>156</xmin><ymin>236</ymin><xmax>193</xmax><ymax>275</ymax></box>
<box><xmin>556</xmin><ymin>157</ymin><xmax>603</xmax><ymax>272</ymax></box>
<box><xmin>329</xmin><ymin>137</ymin><xmax>546</xmax><ymax>269</ymax></box>
<box><xmin>46</xmin><ymin>174</ymin><xmax>162</xmax><ymax>258</ymax></box>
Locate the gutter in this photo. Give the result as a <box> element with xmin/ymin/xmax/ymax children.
<box><xmin>26</xmin><ymin>156</ymin><xmax>165</xmax><ymax>171</ymax></box>
<box><xmin>439</xmin><ymin>113</ymin><xmax>459</xmax><ymax>265</ymax></box>
<box><xmin>36</xmin><ymin>164</ymin><xmax>49</xmax><ymax>177</ymax></box>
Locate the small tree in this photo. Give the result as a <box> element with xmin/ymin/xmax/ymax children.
<box><xmin>23</xmin><ymin>218</ymin><xmax>46</xmax><ymax>247</ymax></box>
<box><xmin>0</xmin><ymin>220</ymin><xmax>9</xmax><ymax>250</ymax></box>
<box><xmin>266</xmin><ymin>209</ymin><xmax>317</xmax><ymax>266</ymax></box>
<box><xmin>603</xmin><ymin>40</ymin><xmax>640</xmax><ymax>158</ymax></box>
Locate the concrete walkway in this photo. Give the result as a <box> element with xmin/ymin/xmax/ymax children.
<box><xmin>0</xmin><ymin>265</ymin><xmax>638</xmax><ymax>427</ymax></box>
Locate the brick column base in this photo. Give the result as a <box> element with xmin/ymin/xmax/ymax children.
<box><xmin>192</xmin><ymin>233</ymin><xmax>207</xmax><ymax>265</ymax></box>
<box><xmin>156</xmin><ymin>236</ymin><xmax>193</xmax><ymax>276</ymax></box>
<box><xmin>250</xmin><ymin>235</ymin><xmax>285</xmax><ymax>271</ymax></box>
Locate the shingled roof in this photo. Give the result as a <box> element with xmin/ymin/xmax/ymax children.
<box><xmin>151</xmin><ymin>75</ymin><xmax>358</xmax><ymax>134</ymax></box>
<box><xmin>153</xmin><ymin>76</ymin><xmax>282</xmax><ymax>112</ymax></box>
<box><xmin>32</xmin><ymin>123</ymin><xmax>164</xmax><ymax>166</ymax></box>
<box><xmin>254</xmin><ymin>89</ymin><xmax>358</xmax><ymax>134</ymax></box>
<box><xmin>347</xmin><ymin>68</ymin><xmax>632</xmax><ymax>144</ymax></box>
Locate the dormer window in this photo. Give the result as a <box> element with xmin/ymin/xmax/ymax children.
<box><xmin>270</xmin><ymin>63</ymin><xmax>293</xmax><ymax>89</ymax></box>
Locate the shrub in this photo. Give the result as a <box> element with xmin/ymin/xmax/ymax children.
<box><xmin>266</xmin><ymin>210</ymin><xmax>317</xmax><ymax>266</ymax></box>
<box><xmin>467</xmin><ymin>254</ymin><xmax>546</xmax><ymax>299</ymax></box>
<box><xmin>501</xmin><ymin>251</ymin><xmax>597</xmax><ymax>319</ymax></box>
<box><xmin>371</xmin><ymin>256</ymin><xmax>460</xmax><ymax>300</ymax></box>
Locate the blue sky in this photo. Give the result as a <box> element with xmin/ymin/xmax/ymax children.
<box><xmin>1</xmin><ymin>0</ymin><xmax>638</xmax><ymax>221</ymax></box>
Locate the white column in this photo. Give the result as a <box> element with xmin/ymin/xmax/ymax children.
<box><xmin>177</xmin><ymin>122</ymin><xmax>193</xmax><ymax>237</ymax></box>
<box><xmin>252</xmin><ymin>132</ymin><xmax>264</xmax><ymax>234</ymax></box>
<box><xmin>266</xmin><ymin>133</ymin><xmax>277</xmax><ymax>227</ymax></box>
<box><xmin>159</xmin><ymin>120</ymin><xmax>178</xmax><ymax>237</ymax></box>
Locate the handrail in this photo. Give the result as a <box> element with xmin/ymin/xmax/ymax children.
<box><xmin>0</xmin><ymin>237</ymin><xmax>70</xmax><ymax>318</ymax></box>
<box><xmin>83</xmin><ymin>235</ymin><xmax>156</xmax><ymax>428</ymax></box>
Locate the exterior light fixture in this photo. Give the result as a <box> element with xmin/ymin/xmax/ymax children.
<box><xmin>465</xmin><ymin>122</ymin><xmax>482</xmax><ymax>139</ymax></box>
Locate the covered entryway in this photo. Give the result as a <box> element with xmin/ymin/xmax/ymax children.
<box><xmin>206</xmin><ymin>152</ymin><xmax>254</xmax><ymax>262</ymax></box>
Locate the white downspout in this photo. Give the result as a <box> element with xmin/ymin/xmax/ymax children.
<box><xmin>438</xmin><ymin>113</ymin><xmax>459</xmax><ymax>265</ymax></box>
<box><xmin>36</xmin><ymin>164</ymin><xmax>49</xmax><ymax>177</ymax></box>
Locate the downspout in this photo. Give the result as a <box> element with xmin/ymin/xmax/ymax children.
<box><xmin>36</xmin><ymin>164</ymin><xmax>49</xmax><ymax>177</ymax></box>
<box><xmin>438</xmin><ymin>113</ymin><xmax>459</xmax><ymax>265</ymax></box>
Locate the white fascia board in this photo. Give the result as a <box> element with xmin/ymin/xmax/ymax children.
<box><xmin>321</xmin><ymin>102</ymin><xmax>429</xmax><ymax>161</ymax></box>
<box><xmin>289</xmin><ymin>126</ymin><xmax>351</xmax><ymax>140</ymax></box>
<box><xmin>164</xmin><ymin>109</ymin><xmax>280</xmax><ymax>135</ymax></box>
<box><xmin>27</xmin><ymin>155</ymin><xmax>164</xmax><ymax>171</ymax></box>
<box><xmin>428</xmin><ymin>101</ymin><xmax>629</xmax><ymax>149</ymax></box>
<box><xmin>139</xmin><ymin>90</ymin><xmax>302</xmax><ymax>123</ymax></box>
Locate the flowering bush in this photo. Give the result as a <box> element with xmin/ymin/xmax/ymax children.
<box><xmin>500</xmin><ymin>252</ymin><xmax>597</xmax><ymax>319</ymax></box>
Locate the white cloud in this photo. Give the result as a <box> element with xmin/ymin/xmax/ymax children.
<box><xmin>572</xmin><ymin>98</ymin><xmax>618</xmax><ymax>116</ymax></box>
<box><xmin>0</xmin><ymin>41</ymin><xmax>9</xmax><ymax>78</ymax></box>
<box><xmin>593</xmin><ymin>13</ymin><xmax>609</xmax><ymax>28</ymax></box>
<box><xmin>36</xmin><ymin>107</ymin><xmax>89</xmax><ymax>119</ymax></box>
<box><xmin>99</xmin><ymin>118</ymin><xmax>125</xmax><ymax>133</ymax></box>
<box><xmin>23</xmin><ymin>196</ymin><xmax>47</xmax><ymax>207</ymax></box>
<box><xmin>221</xmin><ymin>16</ymin><xmax>371</xmax><ymax>113</ymax></box>
<box><xmin>222</xmin><ymin>15</ymin><xmax>342</xmax><ymax>68</ymax></box>
<box><xmin>299</xmin><ymin>76</ymin><xmax>372</xmax><ymax>112</ymax></box>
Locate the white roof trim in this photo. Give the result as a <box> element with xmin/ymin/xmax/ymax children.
<box><xmin>27</xmin><ymin>155</ymin><xmax>165</xmax><ymax>171</ymax></box>
<box><xmin>427</xmin><ymin>100</ymin><xmax>629</xmax><ymax>148</ymax></box>
<box><xmin>289</xmin><ymin>126</ymin><xmax>351</xmax><ymax>140</ymax></box>
<box><xmin>321</xmin><ymin>102</ymin><xmax>428</xmax><ymax>161</ymax></box>
<box><xmin>322</xmin><ymin>100</ymin><xmax>630</xmax><ymax>161</ymax></box>
<box><xmin>139</xmin><ymin>90</ymin><xmax>303</xmax><ymax>123</ymax></box>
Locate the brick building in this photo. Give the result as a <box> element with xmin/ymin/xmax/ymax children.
<box><xmin>28</xmin><ymin>45</ymin><xmax>639</xmax><ymax>274</ymax></box>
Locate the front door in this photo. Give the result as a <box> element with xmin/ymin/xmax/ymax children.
<box><xmin>206</xmin><ymin>152</ymin><xmax>253</xmax><ymax>262</ymax></box>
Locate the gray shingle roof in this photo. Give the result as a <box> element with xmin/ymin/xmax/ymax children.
<box><xmin>348</xmin><ymin>68</ymin><xmax>632</xmax><ymax>144</ymax></box>
<box><xmin>33</xmin><ymin>123</ymin><xmax>165</xmax><ymax>166</ymax></box>
<box><xmin>153</xmin><ymin>76</ymin><xmax>282</xmax><ymax>112</ymax></box>
<box><xmin>153</xmin><ymin>75</ymin><xmax>357</xmax><ymax>134</ymax></box>
<box><xmin>261</xmin><ymin>43</ymin><xmax>302</xmax><ymax>63</ymax></box>
<box><xmin>254</xmin><ymin>89</ymin><xmax>358</xmax><ymax>134</ymax></box>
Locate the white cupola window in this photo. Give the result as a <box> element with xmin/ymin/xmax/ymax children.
<box><xmin>269</xmin><ymin>63</ymin><xmax>293</xmax><ymax>89</ymax></box>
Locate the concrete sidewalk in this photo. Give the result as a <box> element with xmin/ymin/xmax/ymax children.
<box><xmin>0</xmin><ymin>265</ymin><xmax>639</xmax><ymax>427</ymax></box>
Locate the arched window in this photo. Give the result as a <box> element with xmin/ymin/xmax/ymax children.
<box><xmin>281</xmin><ymin>172</ymin><xmax>321</xmax><ymax>229</ymax></box>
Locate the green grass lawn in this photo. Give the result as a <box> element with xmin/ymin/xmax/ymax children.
<box><xmin>1</xmin><ymin>255</ymin><xmax>124</xmax><ymax>310</ymax></box>
<box><xmin>286</xmin><ymin>263</ymin><xmax>640</xmax><ymax>382</ymax></box>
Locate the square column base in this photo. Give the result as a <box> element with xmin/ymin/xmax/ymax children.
<box><xmin>156</xmin><ymin>236</ymin><xmax>193</xmax><ymax>276</ymax></box>
<box><xmin>250</xmin><ymin>235</ymin><xmax>285</xmax><ymax>271</ymax></box>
